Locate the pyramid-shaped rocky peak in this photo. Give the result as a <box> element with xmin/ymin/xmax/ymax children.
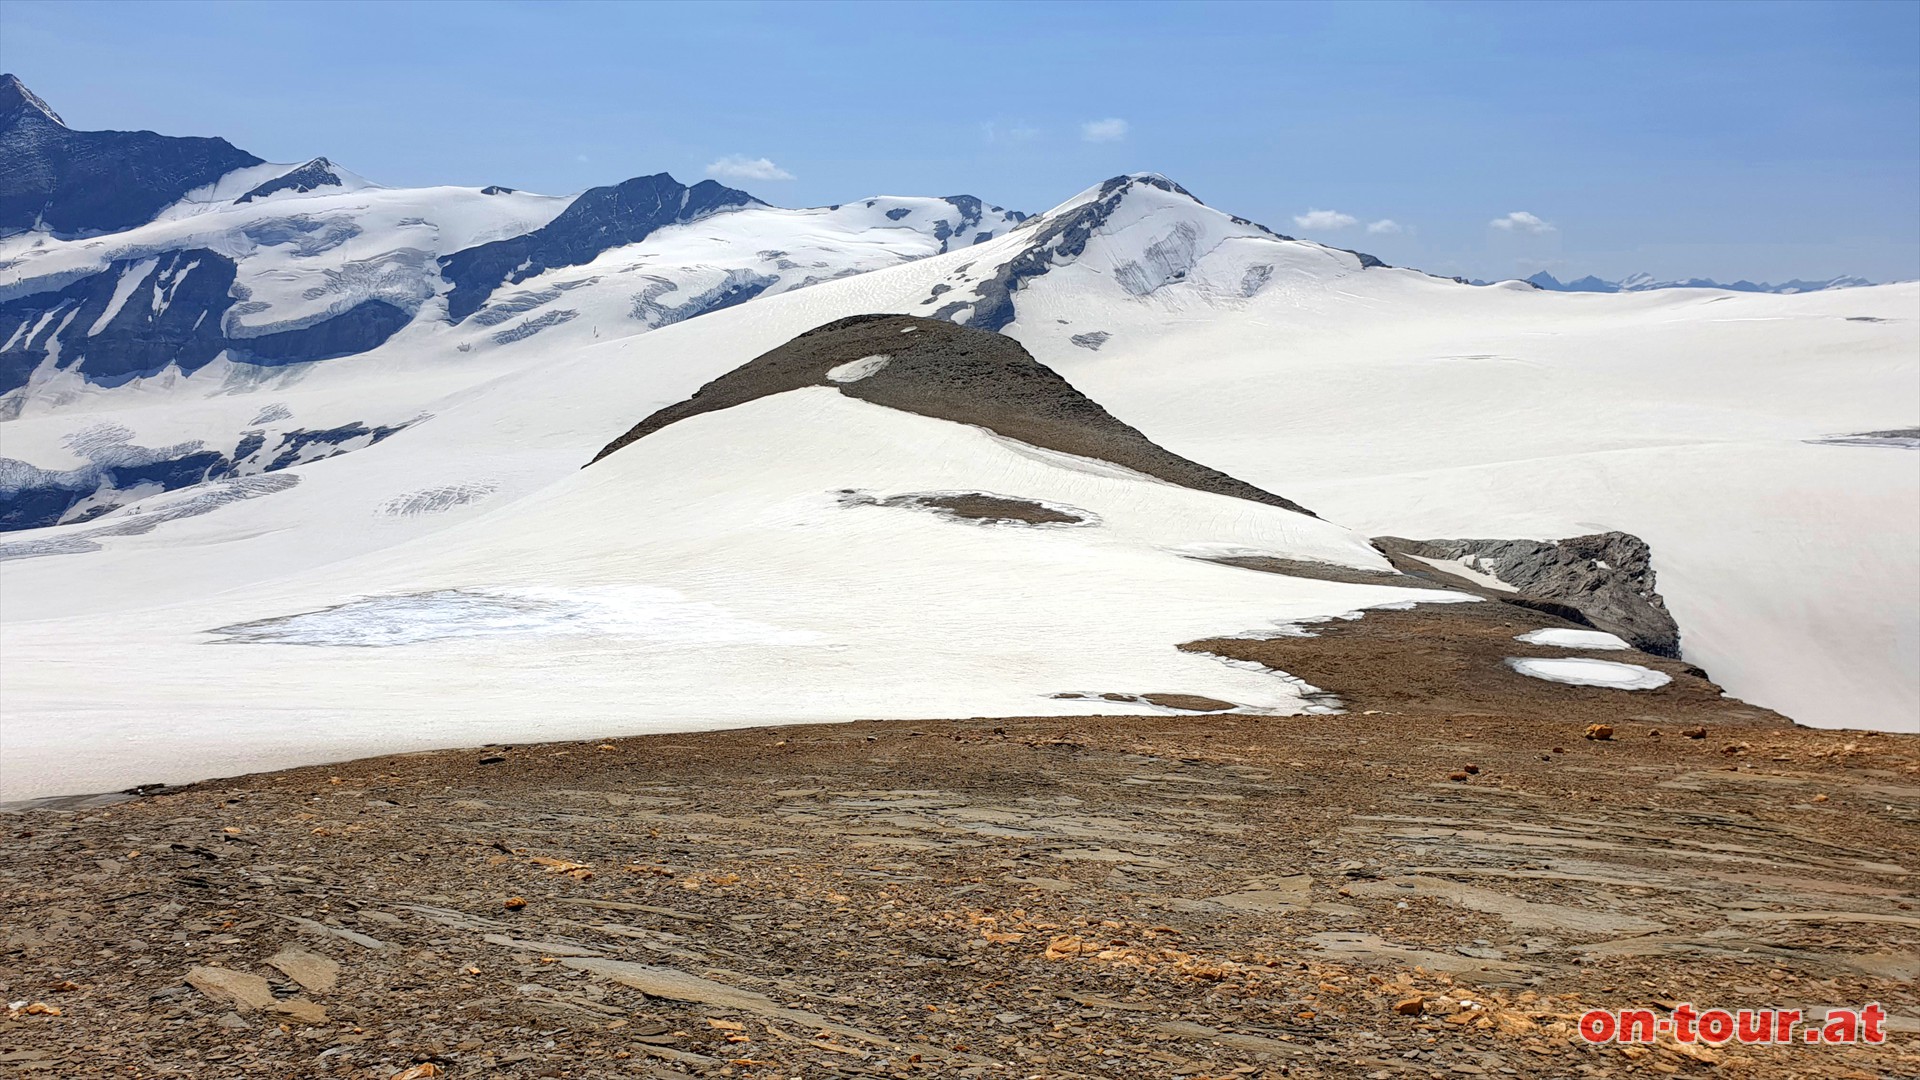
<box><xmin>0</xmin><ymin>73</ymin><xmax>65</xmax><ymax>128</ymax></box>
<box><xmin>0</xmin><ymin>73</ymin><xmax>262</xmax><ymax>236</ymax></box>
<box><xmin>235</xmin><ymin>157</ymin><xmax>346</xmax><ymax>204</ymax></box>
<box><xmin>590</xmin><ymin>313</ymin><xmax>1316</xmax><ymax>516</ymax></box>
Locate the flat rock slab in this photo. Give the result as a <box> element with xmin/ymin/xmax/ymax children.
<box><xmin>186</xmin><ymin>966</ymin><xmax>276</xmax><ymax>1011</ymax></box>
<box><xmin>186</xmin><ymin>964</ymin><xmax>328</xmax><ymax>1023</ymax></box>
<box><xmin>562</xmin><ymin>958</ymin><xmax>899</xmax><ymax>1052</ymax></box>
<box><xmin>1307</xmin><ymin>932</ymin><xmax>1536</xmax><ymax>982</ymax></box>
<box><xmin>275</xmin><ymin>913</ymin><xmax>386</xmax><ymax>950</ymax></box>
<box><xmin>1207</xmin><ymin>873</ymin><xmax>1313</xmax><ymax>912</ymax></box>
<box><xmin>1345</xmin><ymin>876</ymin><xmax>1665</xmax><ymax>936</ymax></box>
<box><xmin>265</xmin><ymin>946</ymin><xmax>339</xmax><ymax>993</ymax></box>
<box><xmin>484</xmin><ymin>934</ymin><xmax>606</xmax><ymax>957</ymax></box>
<box><xmin>1154</xmin><ymin>1021</ymin><xmax>1306</xmax><ymax>1059</ymax></box>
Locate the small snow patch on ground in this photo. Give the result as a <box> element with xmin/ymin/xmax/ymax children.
<box><xmin>1405</xmin><ymin>553</ymin><xmax>1517</xmax><ymax>593</ymax></box>
<box><xmin>1515</xmin><ymin>628</ymin><xmax>1632</xmax><ymax>650</ymax></box>
<box><xmin>827</xmin><ymin>354</ymin><xmax>890</xmax><ymax>383</ymax></box>
<box><xmin>1505</xmin><ymin>657</ymin><xmax>1671</xmax><ymax>690</ymax></box>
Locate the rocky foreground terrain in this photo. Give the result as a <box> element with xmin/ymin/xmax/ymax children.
<box><xmin>2</xmin><ymin>602</ymin><xmax>1916</xmax><ymax>1079</ymax></box>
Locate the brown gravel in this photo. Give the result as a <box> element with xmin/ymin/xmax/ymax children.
<box><xmin>2</xmin><ymin>602</ymin><xmax>1915</xmax><ymax>1079</ymax></box>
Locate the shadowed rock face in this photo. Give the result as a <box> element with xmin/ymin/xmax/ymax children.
<box><xmin>1373</xmin><ymin>532</ymin><xmax>1680</xmax><ymax>657</ymax></box>
<box><xmin>0</xmin><ymin>74</ymin><xmax>263</xmax><ymax>236</ymax></box>
<box><xmin>0</xmin><ymin>249</ymin><xmax>416</xmax><ymax>395</ymax></box>
<box><xmin>439</xmin><ymin>173</ymin><xmax>761</xmax><ymax>323</ymax></box>
<box><xmin>233</xmin><ymin>157</ymin><xmax>344</xmax><ymax>204</ymax></box>
<box><xmin>589</xmin><ymin>313</ymin><xmax>1316</xmax><ymax>516</ymax></box>
<box><xmin>0</xmin><ymin>417</ymin><xmax>421</xmax><ymax>533</ymax></box>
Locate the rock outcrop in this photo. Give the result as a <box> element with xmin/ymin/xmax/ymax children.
<box><xmin>1373</xmin><ymin>532</ymin><xmax>1680</xmax><ymax>656</ymax></box>
<box><xmin>589</xmin><ymin>313</ymin><xmax>1317</xmax><ymax>516</ymax></box>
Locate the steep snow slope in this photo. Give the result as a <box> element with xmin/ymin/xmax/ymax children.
<box><xmin>959</xmin><ymin>177</ymin><xmax>1918</xmax><ymax>731</ymax></box>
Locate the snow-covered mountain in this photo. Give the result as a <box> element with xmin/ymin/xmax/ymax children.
<box><xmin>1</xmin><ymin>79</ymin><xmax>1914</xmax><ymax>799</ymax></box>
<box><xmin>1523</xmin><ymin>270</ymin><xmax>1876</xmax><ymax>293</ymax></box>
<box><xmin>0</xmin><ymin>75</ymin><xmax>1025</xmax><ymax>529</ymax></box>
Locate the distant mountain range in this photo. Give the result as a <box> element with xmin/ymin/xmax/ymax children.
<box><xmin>1517</xmin><ymin>270</ymin><xmax>1875</xmax><ymax>294</ymax></box>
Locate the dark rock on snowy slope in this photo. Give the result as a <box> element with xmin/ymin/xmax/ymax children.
<box><xmin>1373</xmin><ymin>532</ymin><xmax>1681</xmax><ymax>656</ymax></box>
<box><xmin>591</xmin><ymin>313</ymin><xmax>1317</xmax><ymax>516</ymax></box>
<box><xmin>439</xmin><ymin>173</ymin><xmax>762</xmax><ymax>322</ymax></box>
<box><xmin>0</xmin><ymin>417</ymin><xmax>420</xmax><ymax>532</ymax></box>
<box><xmin>0</xmin><ymin>251</ymin><xmax>414</xmax><ymax>395</ymax></box>
<box><xmin>0</xmin><ymin>74</ymin><xmax>263</xmax><ymax>236</ymax></box>
<box><xmin>233</xmin><ymin>157</ymin><xmax>345</xmax><ymax>203</ymax></box>
<box><xmin>0</xmin><ymin>250</ymin><xmax>238</xmax><ymax>392</ymax></box>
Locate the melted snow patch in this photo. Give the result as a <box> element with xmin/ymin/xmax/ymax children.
<box><xmin>1505</xmin><ymin>657</ymin><xmax>1671</xmax><ymax>690</ymax></box>
<box><xmin>827</xmin><ymin>354</ymin><xmax>891</xmax><ymax>383</ymax></box>
<box><xmin>208</xmin><ymin>586</ymin><xmax>819</xmax><ymax>648</ymax></box>
<box><xmin>1405</xmin><ymin>553</ymin><xmax>1517</xmax><ymax>593</ymax></box>
<box><xmin>1515</xmin><ymin>628</ymin><xmax>1632</xmax><ymax>650</ymax></box>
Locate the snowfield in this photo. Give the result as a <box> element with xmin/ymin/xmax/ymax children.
<box><xmin>0</xmin><ymin>385</ymin><xmax>1458</xmax><ymax>798</ymax></box>
<box><xmin>1</xmin><ymin>172</ymin><xmax>1915</xmax><ymax>799</ymax></box>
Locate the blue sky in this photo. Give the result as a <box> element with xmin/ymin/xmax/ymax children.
<box><xmin>6</xmin><ymin>0</ymin><xmax>1917</xmax><ymax>282</ymax></box>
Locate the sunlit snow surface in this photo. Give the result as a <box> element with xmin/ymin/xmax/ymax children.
<box><xmin>1505</xmin><ymin>657</ymin><xmax>1672</xmax><ymax>690</ymax></box>
<box><xmin>1514</xmin><ymin>628</ymin><xmax>1633</xmax><ymax>650</ymax></box>
<box><xmin>1404</xmin><ymin>554</ymin><xmax>1517</xmax><ymax>593</ymax></box>
<box><xmin>1</xmin><ymin>174</ymin><xmax>1916</xmax><ymax>799</ymax></box>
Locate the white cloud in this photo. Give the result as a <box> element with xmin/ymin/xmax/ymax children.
<box><xmin>1081</xmin><ymin>118</ymin><xmax>1129</xmax><ymax>143</ymax></box>
<box><xmin>1490</xmin><ymin>211</ymin><xmax>1555</xmax><ymax>234</ymax></box>
<box><xmin>705</xmin><ymin>155</ymin><xmax>796</xmax><ymax>182</ymax></box>
<box><xmin>1292</xmin><ymin>209</ymin><xmax>1358</xmax><ymax>231</ymax></box>
<box><xmin>1365</xmin><ymin>219</ymin><xmax>1404</xmax><ymax>234</ymax></box>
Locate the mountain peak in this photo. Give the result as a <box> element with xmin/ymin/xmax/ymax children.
<box><xmin>0</xmin><ymin>73</ymin><xmax>66</xmax><ymax>128</ymax></box>
<box><xmin>233</xmin><ymin>156</ymin><xmax>353</xmax><ymax>204</ymax></box>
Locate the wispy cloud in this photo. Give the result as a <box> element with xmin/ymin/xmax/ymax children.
<box><xmin>705</xmin><ymin>155</ymin><xmax>795</xmax><ymax>182</ymax></box>
<box><xmin>1081</xmin><ymin>118</ymin><xmax>1129</xmax><ymax>143</ymax></box>
<box><xmin>1365</xmin><ymin>219</ymin><xmax>1404</xmax><ymax>234</ymax></box>
<box><xmin>1292</xmin><ymin>209</ymin><xmax>1358</xmax><ymax>231</ymax></box>
<box><xmin>1490</xmin><ymin>210</ymin><xmax>1555</xmax><ymax>234</ymax></box>
<box><xmin>982</xmin><ymin>120</ymin><xmax>1042</xmax><ymax>144</ymax></box>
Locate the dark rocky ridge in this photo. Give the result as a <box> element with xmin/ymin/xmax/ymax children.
<box><xmin>0</xmin><ymin>74</ymin><xmax>263</xmax><ymax>236</ymax></box>
<box><xmin>233</xmin><ymin>157</ymin><xmax>345</xmax><ymax>203</ymax></box>
<box><xmin>589</xmin><ymin>313</ymin><xmax>1317</xmax><ymax>516</ymax></box>
<box><xmin>0</xmin><ymin>250</ymin><xmax>414</xmax><ymax>395</ymax></box>
<box><xmin>440</xmin><ymin>173</ymin><xmax>761</xmax><ymax>322</ymax></box>
<box><xmin>1373</xmin><ymin>532</ymin><xmax>1681</xmax><ymax>656</ymax></box>
<box><xmin>0</xmin><ymin>417</ymin><xmax>420</xmax><ymax>533</ymax></box>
